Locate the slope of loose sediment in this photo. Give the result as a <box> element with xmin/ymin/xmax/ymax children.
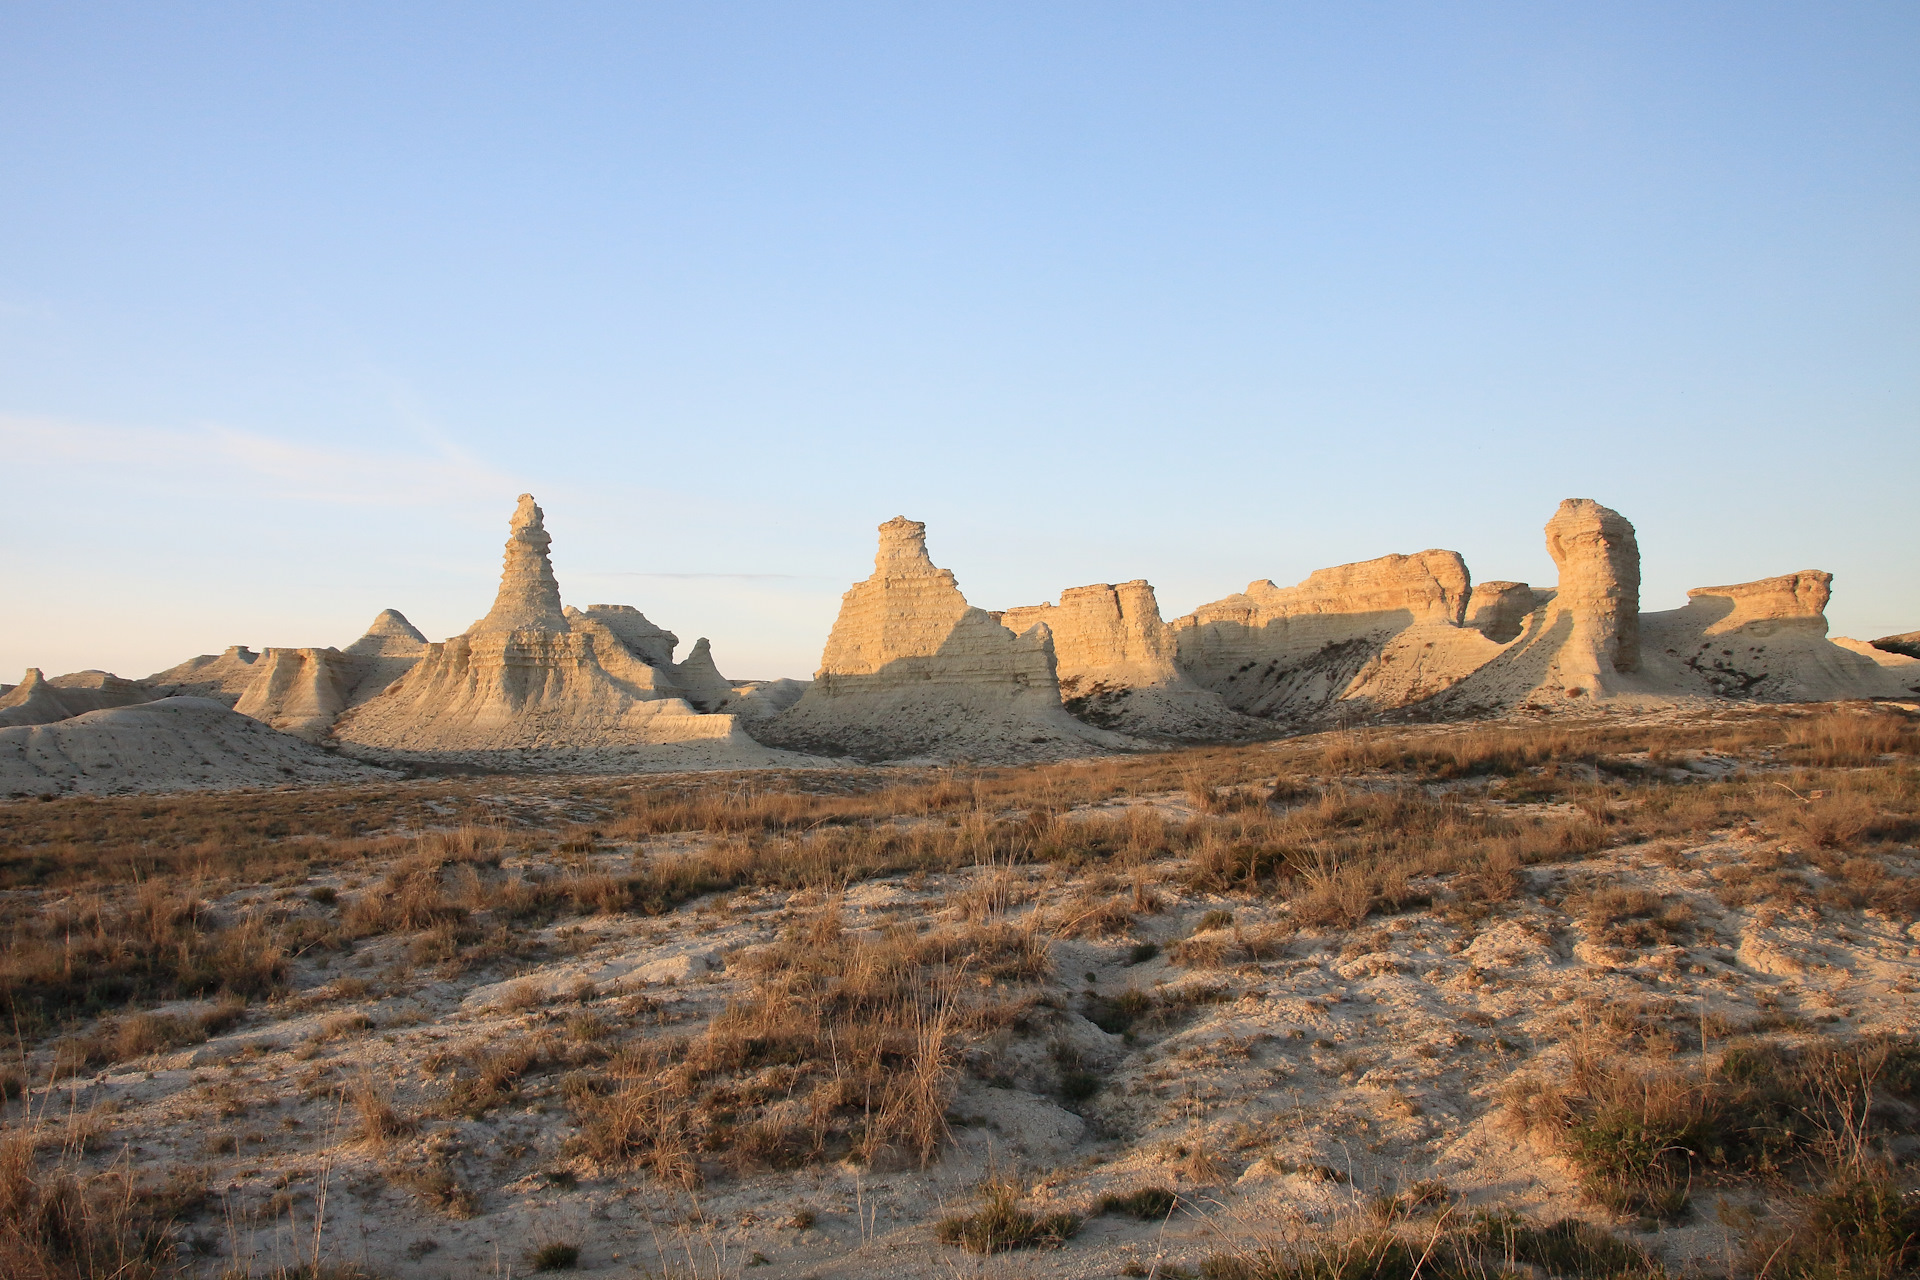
<box><xmin>1172</xmin><ymin>549</ymin><xmax>1494</xmax><ymax>721</ymax></box>
<box><xmin>0</xmin><ymin>697</ymin><xmax>394</xmax><ymax>797</ymax></box>
<box><xmin>760</xmin><ymin>517</ymin><xmax>1132</xmax><ymax>761</ymax></box>
<box><xmin>1001</xmin><ymin>581</ymin><xmax>1265</xmax><ymax>741</ymax></box>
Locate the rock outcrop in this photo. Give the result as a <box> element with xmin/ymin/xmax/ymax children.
<box><xmin>0</xmin><ymin>697</ymin><xmax>395</xmax><ymax>798</ymax></box>
<box><xmin>1640</xmin><ymin>571</ymin><xmax>1920</xmax><ymax>701</ymax></box>
<box><xmin>1466</xmin><ymin>582</ymin><xmax>1544</xmax><ymax>644</ymax></box>
<box><xmin>761</xmin><ymin>517</ymin><xmax>1127</xmax><ymax>761</ymax></box>
<box><xmin>0</xmin><ymin>669</ymin><xmax>160</xmax><ymax>727</ymax></box>
<box><xmin>1544</xmin><ymin>498</ymin><xmax>1641</xmax><ymax>676</ymax></box>
<box><xmin>1171</xmin><ymin>549</ymin><xmax>1494</xmax><ymax>721</ymax></box>
<box><xmin>332</xmin><ymin>494</ymin><xmax>787</xmax><ymax>768</ymax></box>
<box><xmin>232</xmin><ymin>648</ymin><xmax>361</xmax><ymax>741</ymax></box>
<box><xmin>1872</xmin><ymin>632</ymin><xmax>1920</xmax><ymax>661</ymax></box>
<box><xmin>148</xmin><ymin>646</ymin><xmax>263</xmax><ymax>705</ymax></box>
<box><xmin>999</xmin><ymin>581</ymin><xmax>1261</xmax><ymax>741</ymax></box>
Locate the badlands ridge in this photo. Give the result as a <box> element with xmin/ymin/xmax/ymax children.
<box><xmin>2</xmin><ymin>494</ymin><xmax>1915</xmax><ymax>795</ymax></box>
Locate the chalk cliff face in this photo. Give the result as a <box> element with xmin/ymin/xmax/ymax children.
<box><xmin>333</xmin><ymin>495</ymin><xmax>758</xmax><ymax>759</ymax></box>
<box><xmin>1640</xmin><ymin>570</ymin><xmax>1918</xmax><ymax>701</ymax></box>
<box><xmin>1544</xmin><ymin>498</ymin><xmax>1641</xmax><ymax>677</ymax></box>
<box><xmin>1466</xmin><ymin>582</ymin><xmax>1543</xmax><ymax>644</ymax></box>
<box><xmin>999</xmin><ymin>581</ymin><xmax>1261</xmax><ymax>741</ymax></box>
<box><xmin>1171</xmin><ymin>548</ymin><xmax>1492</xmax><ymax>721</ymax></box>
<box><xmin>761</xmin><ymin>517</ymin><xmax>1126</xmax><ymax>761</ymax></box>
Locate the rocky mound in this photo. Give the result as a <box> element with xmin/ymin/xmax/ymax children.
<box><xmin>1640</xmin><ymin>571</ymin><xmax>1920</xmax><ymax>702</ymax></box>
<box><xmin>1171</xmin><ymin>548</ymin><xmax>1500</xmax><ymax>721</ymax></box>
<box><xmin>333</xmin><ymin>494</ymin><xmax>794</xmax><ymax>769</ymax></box>
<box><xmin>1872</xmin><ymin>631</ymin><xmax>1920</xmax><ymax>661</ymax></box>
<box><xmin>147</xmin><ymin>645</ymin><xmax>266</xmax><ymax>704</ymax></box>
<box><xmin>0</xmin><ymin>697</ymin><xmax>395</xmax><ymax>798</ymax></box>
<box><xmin>0</xmin><ymin>668</ymin><xmax>160</xmax><ymax>727</ymax></box>
<box><xmin>999</xmin><ymin>581</ymin><xmax>1263</xmax><ymax>741</ymax></box>
<box><xmin>760</xmin><ymin>517</ymin><xmax>1129</xmax><ymax>761</ymax></box>
<box><xmin>230</xmin><ymin>611</ymin><xmax>433</xmax><ymax>741</ymax></box>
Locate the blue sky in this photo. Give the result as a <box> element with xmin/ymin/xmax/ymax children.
<box><xmin>3</xmin><ymin>2</ymin><xmax>1915</xmax><ymax>681</ymax></box>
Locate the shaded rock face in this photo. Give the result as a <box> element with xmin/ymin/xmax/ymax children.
<box><xmin>1544</xmin><ymin>498</ymin><xmax>1641</xmax><ymax>674</ymax></box>
<box><xmin>333</xmin><ymin>495</ymin><xmax>750</xmax><ymax>758</ymax></box>
<box><xmin>1640</xmin><ymin>570</ymin><xmax>1916</xmax><ymax>701</ymax></box>
<box><xmin>1465</xmin><ymin>581</ymin><xmax>1543</xmax><ymax>644</ymax></box>
<box><xmin>999</xmin><ymin>581</ymin><xmax>1259</xmax><ymax>742</ymax></box>
<box><xmin>1874</xmin><ymin>632</ymin><xmax>1920</xmax><ymax>661</ymax></box>
<box><xmin>762</xmin><ymin>517</ymin><xmax>1122</xmax><ymax>761</ymax></box>
<box><xmin>232</xmin><ymin>648</ymin><xmax>361</xmax><ymax>742</ymax></box>
<box><xmin>1171</xmin><ymin>549</ymin><xmax>1489</xmax><ymax>721</ymax></box>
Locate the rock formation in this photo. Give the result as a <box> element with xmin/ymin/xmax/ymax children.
<box><xmin>0</xmin><ymin>697</ymin><xmax>394</xmax><ymax>799</ymax></box>
<box><xmin>762</xmin><ymin>517</ymin><xmax>1126</xmax><ymax>761</ymax></box>
<box><xmin>0</xmin><ymin>669</ymin><xmax>161</xmax><ymax>727</ymax></box>
<box><xmin>332</xmin><ymin>494</ymin><xmax>785</xmax><ymax>767</ymax></box>
<box><xmin>1543</xmin><ymin>498</ymin><xmax>1642</xmax><ymax>676</ymax></box>
<box><xmin>1171</xmin><ymin>549</ymin><xmax>1495</xmax><ymax>721</ymax></box>
<box><xmin>1640</xmin><ymin>571</ymin><xmax>1920</xmax><ymax>701</ymax></box>
<box><xmin>147</xmin><ymin>646</ymin><xmax>263</xmax><ymax>705</ymax></box>
<box><xmin>1872</xmin><ymin>632</ymin><xmax>1920</xmax><ymax>661</ymax></box>
<box><xmin>1465</xmin><ymin>582</ymin><xmax>1545</xmax><ymax>643</ymax></box>
<box><xmin>232</xmin><ymin>648</ymin><xmax>361</xmax><ymax>741</ymax></box>
<box><xmin>999</xmin><ymin>581</ymin><xmax>1261</xmax><ymax>741</ymax></box>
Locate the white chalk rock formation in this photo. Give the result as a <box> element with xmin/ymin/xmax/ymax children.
<box><xmin>1544</xmin><ymin>498</ymin><xmax>1642</xmax><ymax>678</ymax></box>
<box><xmin>233</xmin><ymin>648</ymin><xmax>361</xmax><ymax>741</ymax></box>
<box><xmin>1465</xmin><ymin>582</ymin><xmax>1545</xmax><ymax>644</ymax></box>
<box><xmin>1172</xmin><ymin>549</ymin><xmax>1497</xmax><ymax>720</ymax></box>
<box><xmin>762</xmin><ymin>517</ymin><xmax>1129</xmax><ymax>761</ymax></box>
<box><xmin>0</xmin><ymin>697</ymin><xmax>394</xmax><ymax>798</ymax></box>
<box><xmin>568</xmin><ymin>605</ymin><xmax>678</xmax><ymax>668</ymax></box>
<box><xmin>668</xmin><ymin>638</ymin><xmax>738</xmax><ymax>713</ymax></box>
<box><xmin>723</xmin><ymin>678</ymin><xmax>811</xmax><ymax>722</ymax></box>
<box><xmin>333</xmin><ymin>494</ymin><xmax>784</xmax><ymax>767</ymax></box>
<box><xmin>1640</xmin><ymin>571</ymin><xmax>1920</xmax><ymax>701</ymax></box>
<box><xmin>0</xmin><ymin>669</ymin><xmax>161</xmax><ymax>727</ymax></box>
<box><xmin>1000</xmin><ymin>581</ymin><xmax>1262</xmax><ymax>741</ymax></box>
<box><xmin>147</xmin><ymin>646</ymin><xmax>263</xmax><ymax>705</ymax></box>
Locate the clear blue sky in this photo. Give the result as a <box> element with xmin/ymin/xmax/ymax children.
<box><xmin>3</xmin><ymin>3</ymin><xmax>1915</xmax><ymax>681</ymax></box>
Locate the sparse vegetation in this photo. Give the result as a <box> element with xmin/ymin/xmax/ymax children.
<box><xmin>0</xmin><ymin>705</ymin><xmax>1915</xmax><ymax>1274</ymax></box>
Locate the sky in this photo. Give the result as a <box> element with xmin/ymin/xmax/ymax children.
<box><xmin>2</xmin><ymin>2</ymin><xmax>1915</xmax><ymax>682</ymax></box>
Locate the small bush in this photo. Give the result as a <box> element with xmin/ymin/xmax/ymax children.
<box><xmin>935</xmin><ymin>1180</ymin><xmax>1078</xmax><ymax>1253</ymax></box>
<box><xmin>1099</xmin><ymin>1186</ymin><xmax>1179</xmax><ymax>1220</ymax></box>
<box><xmin>530</xmin><ymin>1240</ymin><xmax>582</xmax><ymax>1271</ymax></box>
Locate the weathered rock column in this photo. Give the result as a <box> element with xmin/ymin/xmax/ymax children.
<box><xmin>1545</xmin><ymin>498</ymin><xmax>1641</xmax><ymax>674</ymax></box>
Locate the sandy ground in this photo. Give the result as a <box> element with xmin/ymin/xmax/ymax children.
<box><xmin>12</xmin><ymin>732</ymin><xmax>1918</xmax><ymax>1280</ymax></box>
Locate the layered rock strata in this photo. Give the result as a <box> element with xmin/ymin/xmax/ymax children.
<box><xmin>762</xmin><ymin>517</ymin><xmax>1127</xmax><ymax>761</ymax></box>
<box><xmin>333</xmin><ymin>495</ymin><xmax>774</xmax><ymax>763</ymax></box>
<box><xmin>1544</xmin><ymin>498</ymin><xmax>1642</xmax><ymax>676</ymax></box>
<box><xmin>999</xmin><ymin>581</ymin><xmax>1261</xmax><ymax>741</ymax></box>
<box><xmin>1171</xmin><ymin>549</ymin><xmax>1495</xmax><ymax>721</ymax></box>
<box><xmin>1640</xmin><ymin>571</ymin><xmax>1920</xmax><ymax>701</ymax></box>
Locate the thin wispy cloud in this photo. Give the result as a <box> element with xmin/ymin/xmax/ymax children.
<box><xmin>586</xmin><ymin>571</ymin><xmax>834</xmax><ymax>581</ymax></box>
<box><xmin>0</xmin><ymin>413</ymin><xmax>515</xmax><ymax>507</ymax></box>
